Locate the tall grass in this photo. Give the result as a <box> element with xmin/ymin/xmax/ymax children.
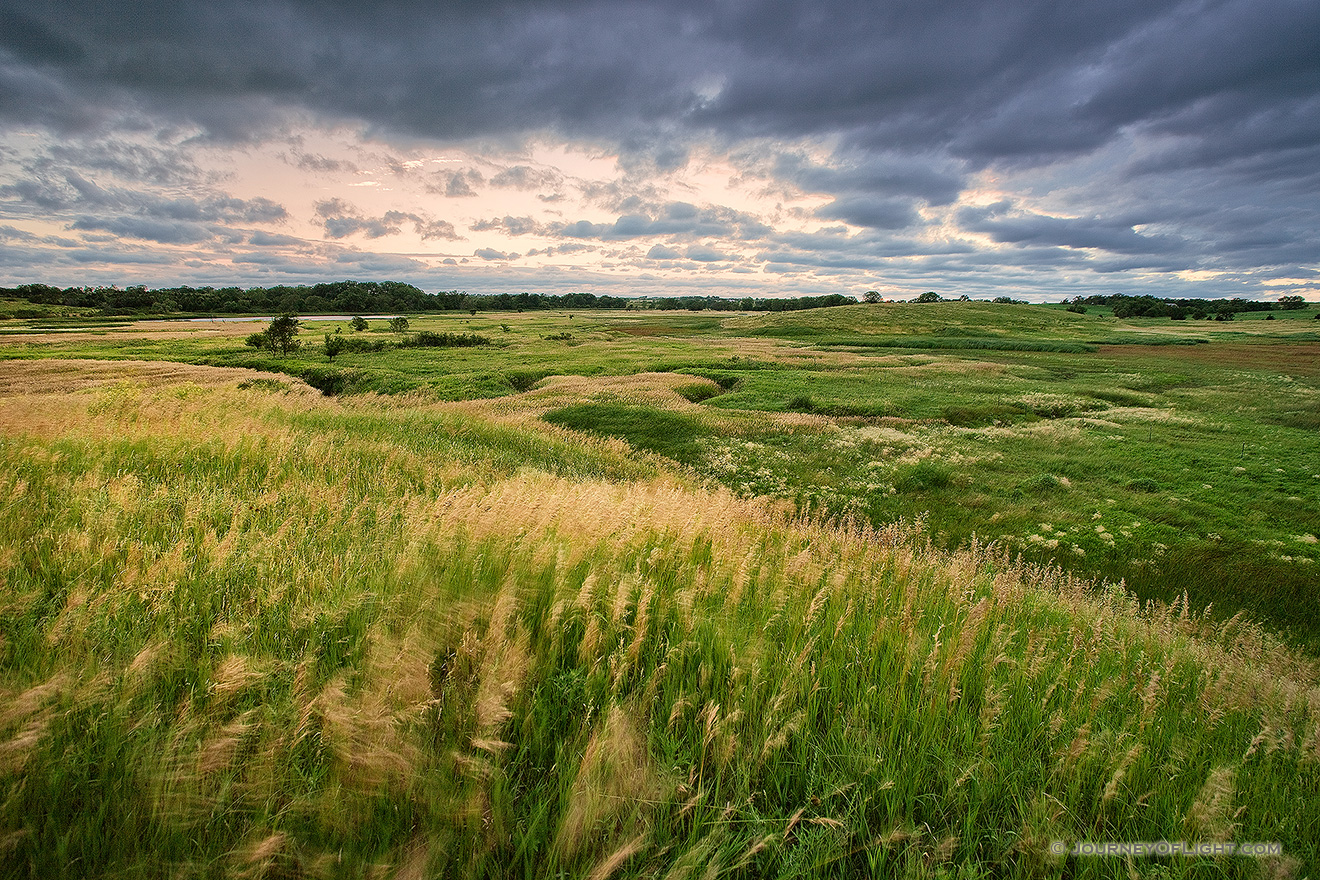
<box><xmin>0</xmin><ymin>367</ymin><xmax>1315</xmax><ymax>878</ymax></box>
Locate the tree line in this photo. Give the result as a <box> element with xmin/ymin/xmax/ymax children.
<box><xmin>2</xmin><ymin>281</ymin><xmax>854</xmax><ymax>316</ymax></box>
<box><xmin>1069</xmin><ymin>293</ymin><xmax>1308</xmax><ymax>320</ymax></box>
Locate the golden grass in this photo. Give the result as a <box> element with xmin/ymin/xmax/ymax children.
<box><xmin>3</xmin><ymin>359</ymin><xmax>1319</xmax><ymax>875</ymax></box>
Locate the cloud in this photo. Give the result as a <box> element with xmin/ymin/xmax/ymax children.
<box><xmin>314</xmin><ymin>199</ymin><xmax>463</xmax><ymax>241</ymax></box>
<box><xmin>549</xmin><ymin>202</ymin><xmax>771</xmax><ymax>242</ymax></box>
<box><xmin>815</xmin><ymin>195</ymin><xmax>921</xmax><ymax>230</ymax></box>
<box><xmin>471</xmin><ymin>215</ymin><xmax>542</xmax><ymax>236</ymax></box>
<box><xmin>956</xmin><ymin>203</ymin><xmax>1186</xmax><ymax>255</ymax></box>
<box><xmin>0</xmin><ymin>0</ymin><xmax>1315</xmax><ymax>299</ymax></box>
<box><xmin>646</xmin><ymin>244</ymin><xmax>680</xmax><ymax>259</ymax></box>
<box><xmin>488</xmin><ymin>164</ymin><xmax>563</xmax><ymax>191</ymax></box>
<box><xmin>432</xmin><ymin>169</ymin><xmax>483</xmax><ymax>197</ymax></box>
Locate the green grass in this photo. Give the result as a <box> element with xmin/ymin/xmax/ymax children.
<box><xmin>542</xmin><ymin>403</ymin><xmax>713</xmax><ymax>463</ymax></box>
<box><xmin>3</xmin><ymin>304</ymin><xmax>1318</xmax><ymax>645</ymax></box>
<box><xmin>0</xmin><ymin>377</ymin><xmax>1316</xmax><ymax>877</ymax></box>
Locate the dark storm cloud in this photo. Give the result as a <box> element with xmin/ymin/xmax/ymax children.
<box><xmin>4</xmin><ymin>0</ymin><xmax>1314</xmax><ymax>169</ymax></box>
<box><xmin>0</xmin><ymin>0</ymin><xmax>1317</xmax><ymax>293</ymax></box>
<box><xmin>766</xmin><ymin>151</ymin><xmax>966</xmax><ymax>206</ymax></box>
<box><xmin>956</xmin><ymin>204</ymin><xmax>1187</xmax><ymax>255</ymax></box>
<box><xmin>815</xmin><ymin>196</ymin><xmax>922</xmax><ymax>230</ymax></box>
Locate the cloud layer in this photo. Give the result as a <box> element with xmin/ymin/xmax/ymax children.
<box><xmin>0</xmin><ymin>0</ymin><xmax>1316</xmax><ymax>299</ymax></box>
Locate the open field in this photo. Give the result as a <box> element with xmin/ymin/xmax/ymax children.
<box><xmin>1</xmin><ymin>304</ymin><xmax>1319</xmax><ymax>877</ymax></box>
<box><xmin>3</xmin><ymin>302</ymin><xmax>1318</xmax><ymax>648</ymax></box>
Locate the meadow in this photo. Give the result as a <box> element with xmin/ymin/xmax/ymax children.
<box><xmin>1</xmin><ymin>302</ymin><xmax>1318</xmax><ymax>877</ymax></box>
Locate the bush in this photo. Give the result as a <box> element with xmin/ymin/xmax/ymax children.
<box><xmin>301</xmin><ymin>367</ymin><xmax>357</xmax><ymax>395</ymax></box>
<box><xmin>324</xmin><ymin>333</ymin><xmax>345</xmax><ymax>362</ymax></box>
<box><xmin>341</xmin><ymin>337</ymin><xmax>390</xmax><ymax>353</ymax></box>
<box><xmin>403</xmin><ymin>331</ymin><xmax>490</xmax><ymax>348</ymax></box>
<box><xmin>254</xmin><ymin>314</ymin><xmax>301</xmax><ymax>357</ymax></box>
<box><xmin>350</xmin><ymin>315</ymin><xmax>369</xmax><ymax>331</ymax></box>
<box><xmin>389</xmin><ymin>316</ymin><xmax>410</xmax><ymax>333</ymax></box>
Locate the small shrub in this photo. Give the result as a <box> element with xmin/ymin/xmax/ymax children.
<box><xmin>301</xmin><ymin>366</ymin><xmax>356</xmax><ymax>395</ymax></box>
<box><xmin>324</xmin><ymin>333</ymin><xmax>345</xmax><ymax>362</ymax></box>
<box><xmin>404</xmin><ymin>331</ymin><xmax>490</xmax><ymax>348</ymax></box>
<box><xmin>341</xmin><ymin>337</ymin><xmax>390</xmax><ymax>353</ymax></box>
<box><xmin>350</xmin><ymin>315</ymin><xmax>369</xmax><ymax>332</ymax></box>
<box><xmin>389</xmin><ymin>316</ymin><xmax>410</xmax><ymax>333</ymax></box>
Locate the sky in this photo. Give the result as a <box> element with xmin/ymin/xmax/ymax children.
<box><xmin>0</xmin><ymin>0</ymin><xmax>1317</xmax><ymax>302</ymax></box>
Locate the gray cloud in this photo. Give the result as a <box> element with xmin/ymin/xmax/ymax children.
<box><xmin>816</xmin><ymin>195</ymin><xmax>921</xmax><ymax>230</ymax></box>
<box><xmin>488</xmin><ymin>164</ymin><xmax>563</xmax><ymax>191</ymax></box>
<box><xmin>315</xmin><ymin>199</ymin><xmax>462</xmax><ymax>241</ymax></box>
<box><xmin>549</xmin><ymin>201</ymin><xmax>772</xmax><ymax>242</ymax></box>
<box><xmin>0</xmin><ymin>0</ymin><xmax>1316</xmax><ymax>298</ymax></box>
<box><xmin>956</xmin><ymin>204</ymin><xmax>1187</xmax><ymax>255</ymax></box>
<box><xmin>432</xmin><ymin>169</ymin><xmax>483</xmax><ymax>197</ymax></box>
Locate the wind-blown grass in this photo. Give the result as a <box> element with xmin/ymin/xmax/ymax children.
<box><xmin>0</xmin><ymin>364</ymin><xmax>1315</xmax><ymax>878</ymax></box>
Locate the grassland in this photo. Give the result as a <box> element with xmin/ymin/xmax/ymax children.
<box><xmin>1</xmin><ymin>303</ymin><xmax>1319</xmax><ymax>877</ymax></box>
<box><xmin>4</xmin><ymin>304</ymin><xmax>1317</xmax><ymax>646</ymax></box>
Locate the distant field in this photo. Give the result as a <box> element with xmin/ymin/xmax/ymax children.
<box><xmin>3</xmin><ymin>302</ymin><xmax>1316</xmax><ymax>647</ymax></box>
<box><xmin>1</xmin><ymin>303</ymin><xmax>1319</xmax><ymax>877</ymax></box>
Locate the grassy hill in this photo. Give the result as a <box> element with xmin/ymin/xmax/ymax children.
<box><xmin>0</xmin><ymin>362</ymin><xmax>1315</xmax><ymax>878</ymax></box>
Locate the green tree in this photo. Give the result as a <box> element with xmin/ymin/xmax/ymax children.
<box><xmin>389</xmin><ymin>316</ymin><xmax>410</xmax><ymax>333</ymax></box>
<box><xmin>266</xmin><ymin>314</ymin><xmax>301</xmax><ymax>356</ymax></box>
<box><xmin>914</xmin><ymin>291</ymin><xmax>942</xmax><ymax>303</ymax></box>
<box><xmin>324</xmin><ymin>333</ymin><xmax>345</xmax><ymax>362</ymax></box>
<box><xmin>350</xmin><ymin>315</ymin><xmax>369</xmax><ymax>331</ymax></box>
<box><xmin>863</xmin><ymin>290</ymin><xmax>882</xmax><ymax>303</ymax></box>
<box><xmin>1279</xmin><ymin>295</ymin><xmax>1306</xmax><ymax>311</ymax></box>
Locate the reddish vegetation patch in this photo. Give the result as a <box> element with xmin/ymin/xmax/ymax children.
<box><xmin>607</xmin><ymin>324</ymin><xmax>702</xmax><ymax>337</ymax></box>
<box><xmin>1099</xmin><ymin>343</ymin><xmax>1320</xmax><ymax>378</ymax></box>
